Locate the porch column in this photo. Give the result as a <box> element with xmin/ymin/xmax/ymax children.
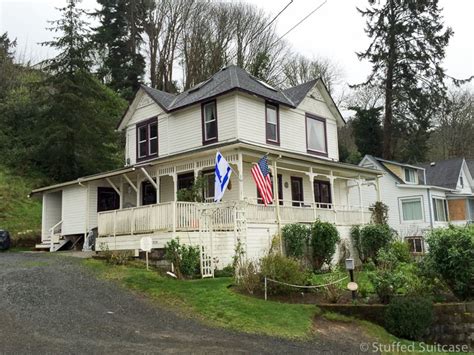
<box><xmin>357</xmin><ymin>176</ymin><xmax>364</xmax><ymax>224</ymax></box>
<box><xmin>329</xmin><ymin>171</ymin><xmax>336</xmax><ymax>224</ymax></box>
<box><xmin>172</xmin><ymin>172</ymin><xmax>177</xmax><ymax>233</ymax></box>
<box><xmin>156</xmin><ymin>166</ymin><xmax>160</xmax><ymax>204</ymax></box>
<box><xmin>106</xmin><ymin>177</ymin><xmax>122</xmax><ymax>208</ymax></box>
<box><xmin>306</xmin><ymin>170</ymin><xmax>316</xmax><ymax>220</ymax></box>
<box><xmin>237</xmin><ymin>152</ymin><xmax>244</xmax><ymax>201</ymax></box>
<box><xmin>376</xmin><ymin>176</ymin><xmax>381</xmax><ymax>202</ymax></box>
<box><xmin>271</xmin><ymin>159</ymin><xmax>282</xmax><ymax>253</ymax></box>
<box><xmin>136</xmin><ymin>175</ymin><xmax>141</xmax><ymax>207</ymax></box>
<box><xmin>119</xmin><ymin>179</ymin><xmax>124</xmax><ymax>209</ymax></box>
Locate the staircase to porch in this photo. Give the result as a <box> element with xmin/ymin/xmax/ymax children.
<box><xmin>35</xmin><ymin>220</ymin><xmax>69</xmax><ymax>252</ymax></box>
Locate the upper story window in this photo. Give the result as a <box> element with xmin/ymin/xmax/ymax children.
<box><xmin>432</xmin><ymin>198</ymin><xmax>448</xmax><ymax>222</ymax></box>
<box><xmin>202</xmin><ymin>100</ymin><xmax>218</xmax><ymax>144</ymax></box>
<box><xmin>137</xmin><ymin>118</ymin><xmax>158</xmax><ymax>162</ymax></box>
<box><xmin>266</xmin><ymin>103</ymin><xmax>279</xmax><ymax>145</ymax></box>
<box><xmin>460</xmin><ymin>176</ymin><xmax>464</xmax><ymax>188</ymax></box>
<box><xmin>306</xmin><ymin>114</ymin><xmax>327</xmax><ymax>156</ymax></box>
<box><xmin>404</xmin><ymin>168</ymin><xmax>416</xmax><ymax>183</ymax></box>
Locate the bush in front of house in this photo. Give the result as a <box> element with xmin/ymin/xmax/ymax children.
<box><xmin>424</xmin><ymin>225</ymin><xmax>474</xmax><ymax>300</ymax></box>
<box><xmin>260</xmin><ymin>254</ymin><xmax>308</xmax><ymax>295</ymax></box>
<box><xmin>282</xmin><ymin>223</ymin><xmax>309</xmax><ymax>258</ymax></box>
<box><xmin>354</xmin><ymin>224</ymin><xmax>395</xmax><ymax>264</ymax></box>
<box><xmin>385</xmin><ymin>296</ymin><xmax>433</xmax><ymax>340</ymax></box>
<box><xmin>388</xmin><ymin>240</ymin><xmax>411</xmax><ymax>263</ymax></box>
<box><xmin>310</xmin><ymin>219</ymin><xmax>340</xmax><ymax>270</ymax></box>
<box><xmin>164</xmin><ymin>238</ymin><xmax>200</xmax><ymax>279</ymax></box>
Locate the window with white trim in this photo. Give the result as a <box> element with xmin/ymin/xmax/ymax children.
<box><xmin>400</xmin><ymin>197</ymin><xmax>423</xmax><ymax>222</ymax></box>
<box><xmin>404</xmin><ymin>168</ymin><xmax>416</xmax><ymax>183</ymax></box>
<box><xmin>432</xmin><ymin>198</ymin><xmax>448</xmax><ymax>222</ymax></box>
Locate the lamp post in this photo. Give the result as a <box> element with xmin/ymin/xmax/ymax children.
<box><xmin>345</xmin><ymin>258</ymin><xmax>357</xmax><ymax>300</ymax></box>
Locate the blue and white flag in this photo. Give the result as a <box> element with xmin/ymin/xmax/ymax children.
<box><xmin>214</xmin><ymin>152</ymin><xmax>232</xmax><ymax>202</ymax></box>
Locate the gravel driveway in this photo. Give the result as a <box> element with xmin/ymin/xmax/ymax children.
<box><xmin>0</xmin><ymin>252</ymin><xmax>368</xmax><ymax>354</ymax></box>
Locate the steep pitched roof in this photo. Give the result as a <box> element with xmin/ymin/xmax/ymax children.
<box><xmin>282</xmin><ymin>79</ymin><xmax>318</xmax><ymax>106</ymax></box>
<box><xmin>467</xmin><ymin>159</ymin><xmax>474</xmax><ymax>176</ymax></box>
<box><xmin>143</xmin><ymin>65</ymin><xmax>296</xmax><ymax>112</ymax></box>
<box><xmin>363</xmin><ymin>155</ymin><xmax>425</xmax><ymax>184</ymax></box>
<box><xmin>418</xmin><ymin>158</ymin><xmax>464</xmax><ymax>189</ymax></box>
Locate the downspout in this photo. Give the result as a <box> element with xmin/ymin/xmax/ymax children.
<box><xmin>427</xmin><ymin>187</ymin><xmax>434</xmax><ymax>229</ymax></box>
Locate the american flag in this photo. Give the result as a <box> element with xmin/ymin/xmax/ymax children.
<box><xmin>251</xmin><ymin>155</ymin><xmax>273</xmax><ymax>206</ymax></box>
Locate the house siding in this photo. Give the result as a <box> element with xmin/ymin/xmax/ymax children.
<box><xmin>41</xmin><ymin>192</ymin><xmax>62</xmax><ymax>240</ymax></box>
<box><xmin>236</xmin><ymin>91</ymin><xmax>339</xmax><ymax>160</ymax></box>
<box><xmin>61</xmin><ymin>185</ymin><xmax>87</xmax><ymax>235</ymax></box>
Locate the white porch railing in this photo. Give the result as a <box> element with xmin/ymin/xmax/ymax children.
<box><xmin>97</xmin><ymin>200</ymin><xmax>372</xmax><ymax>237</ymax></box>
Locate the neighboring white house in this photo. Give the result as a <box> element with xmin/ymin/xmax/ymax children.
<box><xmin>32</xmin><ymin>65</ymin><xmax>381</xmax><ymax>274</ymax></box>
<box><xmin>352</xmin><ymin>155</ymin><xmax>474</xmax><ymax>255</ymax></box>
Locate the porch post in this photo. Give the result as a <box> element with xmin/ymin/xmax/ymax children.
<box><xmin>376</xmin><ymin>176</ymin><xmax>381</xmax><ymax>202</ymax></box>
<box><xmin>329</xmin><ymin>171</ymin><xmax>336</xmax><ymax>224</ymax></box>
<box><xmin>156</xmin><ymin>166</ymin><xmax>160</xmax><ymax>204</ymax></box>
<box><xmin>271</xmin><ymin>159</ymin><xmax>282</xmax><ymax>254</ymax></box>
<box><xmin>237</xmin><ymin>151</ymin><xmax>244</xmax><ymax>201</ymax></box>
<box><xmin>136</xmin><ymin>175</ymin><xmax>141</xmax><ymax>207</ymax></box>
<box><xmin>172</xmin><ymin>172</ymin><xmax>177</xmax><ymax>233</ymax></box>
<box><xmin>357</xmin><ymin>176</ymin><xmax>364</xmax><ymax>224</ymax></box>
<box><xmin>306</xmin><ymin>169</ymin><xmax>316</xmax><ymax>220</ymax></box>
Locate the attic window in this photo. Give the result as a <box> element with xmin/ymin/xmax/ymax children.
<box><xmin>460</xmin><ymin>176</ymin><xmax>464</xmax><ymax>188</ymax></box>
<box><xmin>136</xmin><ymin>118</ymin><xmax>158</xmax><ymax>161</ymax></box>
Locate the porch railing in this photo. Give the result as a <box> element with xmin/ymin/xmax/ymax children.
<box><xmin>97</xmin><ymin>200</ymin><xmax>372</xmax><ymax>237</ymax></box>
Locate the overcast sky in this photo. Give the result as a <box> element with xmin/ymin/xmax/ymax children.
<box><xmin>1</xmin><ymin>0</ymin><xmax>473</xmax><ymax>88</ymax></box>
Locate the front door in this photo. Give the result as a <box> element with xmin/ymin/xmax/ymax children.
<box><xmin>291</xmin><ymin>176</ymin><xmax>304</xmax><ymax>207</ymax></box>
<box><xmin>314</xmin><ymin>180</ymin><xmax>332</xmax><ymax>208</ymax></box>
<box><xmin>142</xmin><ymin>180</ymin><xmax>157</xmax><ymax>205</ymax></box>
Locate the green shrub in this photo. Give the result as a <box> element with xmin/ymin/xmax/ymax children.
<box><xmin>371</xmin><ymin>201</ymin><xmax>389</xmax><ymax>225</ymax></box>
<box><xmin>310</xmin><ymin>220</ymin><xmax>340</xmax><ymax>270</ymax></box>
<box><xmin>164</xmin><ymin>238</ymin><xmax>200</xmax><ymax>279</ymax></box>
<box><xmin>214</xmin><ymin>265</ymin><xmax>234</xmax><ymax>278</ymax></box>
<box><xmin>368</xmin><ymin>247</ymin><xmax>404</xmax><ymax>303</ymax></box>
<box><xmin>385</xmin><ymin>297</ymin><xmax>433</xmax><ymax>340</ymax></box>
<box><xmin>260</xmin><ymin>254</ymin><xmax>308</xmax><ymax>295</ymax></box>
<box><xmin>425</xmin><ymin>225</ymin><xmax>474</xmax><ymax>300</ymax></box>
<box><xmin>388</xmin><ymin>240</ymin><xmax>411</xmax><ymax>263</ymax></box>
<box><xmin>282</xmin><ymin>223</ymin><xmax>309</xmax><ymax>258</ymax></box>
<box><xmin>358</xmin><ymin>224</ymin><xmax>395</xmax><ymax>264</ymax></box>
<box><xmin>234</xmin><ymin>259</ymin><xmax>261</xmax><ymax>295</ymax></box>
<box><xmin>322</xmin><ymin>272</ymin><xmax>345</xmax><ymax>303</ymax></box>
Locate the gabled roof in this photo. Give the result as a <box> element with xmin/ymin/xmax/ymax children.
<box><xmin>363</xmin><ymin>155</ymin><xmax>425</xmax><ymax>184</ymax></box>
<box><xmin>282</xmin><ymin>79</ymin><xmax>318</xmax><ymax>106</ymax></box>
<box><xmin>467</xmin><ymin>159</ymin><xmax>474</xmax><ymax>176</ymax></box>
<box><xmin>418</xmin><ymin>158</ymin><xmax>464</xmax><ymax>189</ymax></box>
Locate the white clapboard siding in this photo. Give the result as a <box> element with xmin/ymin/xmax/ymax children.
<box><xmin>61</xmin><ymin>185</ymin><xmax>87</xmax><ymax>235</ymax></box>
<box><xmin>236</xmin><ymin>91</ymin><xmax>339</xmax><ymax>160</ymax></box>
<box><xmin>349</xmin><ymin>159</ymin><xmax>449</xmax><ymax>236</ymax></box>
<box><xmin>41</xmin><ymin>191</ymin><xmax>62</xmax><ymax>240</ymax></box>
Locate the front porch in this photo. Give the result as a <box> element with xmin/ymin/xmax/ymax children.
<box><xmin>97</xmin><ymin>200</ymin><xmax>372</xmax><ymax>238</ymax></box>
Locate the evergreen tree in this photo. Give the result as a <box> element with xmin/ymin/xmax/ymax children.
<box><xmin>350</xmin><ymin>106</ymin><xmax>383</xmax><ymax>158</ymax></box>
<box><xmin>37</xmin><ymin>0</ymin><xmax>126</xmax><ymax>182</ymax></box>
<box><xmin>0</xmin><ymin>32</ymin><xmax>18</xmax><ymax>100</ymax></box>
<box><xmin>356</xmin><ymin>0</ymin><xmax>452</xmax><ymax>160</ymax></box>
<box><xmin>93</xmin><ymin>0</ymin><xmax>145</xmax><ymax>100</ymax></box>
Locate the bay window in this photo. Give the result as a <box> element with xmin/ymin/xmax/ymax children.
<box><xmin>306</xmin><ymin>114</ymin><xmax>327</xmax><ymax>156</ymax></box>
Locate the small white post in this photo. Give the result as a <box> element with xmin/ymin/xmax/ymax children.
<box><xmin>264</xmin><ymin>277</ymin><xmax>268</xmax><ymax>301</ymax></box>
<box><xmin>146</xmin><ymin>251</ymin><xmax>149</xmax><ymax>271</ymax></box>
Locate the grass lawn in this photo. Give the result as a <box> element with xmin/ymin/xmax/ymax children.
<box><xmin>83</xmin><ymin>259</ymin><xmax>417</xmax><ymax>345</ymax></box>
<box><xmin>0</xmin><ymin>166</ymin><xmax>42</xmax><ymax>237</ymax></box>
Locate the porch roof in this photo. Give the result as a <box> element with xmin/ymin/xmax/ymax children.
<box><xmin>31</xmin><ymin>140</ymin><xmax>381</xmax><ymax>195</ymax></box>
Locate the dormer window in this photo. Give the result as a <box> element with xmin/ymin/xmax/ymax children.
<box><xmin>404</xmin><ymin>168</ymin><xmax>416</xmax><ymax>183</ymax></box>
<box><xmin>202</xmin><ymin>100</ymin><xmax>218</xmax><ymax>144</ymax></box>
<box><xmin>137</xmin><ymin>118</ymin><xmax>158</xmax><ymax>162</ymax></box>
<box><xmin>266</xmin><ymin>102</ymin><xmax>279</xmax><ymax>145</ymax></box>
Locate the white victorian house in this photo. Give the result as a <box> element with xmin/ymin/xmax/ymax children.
<box><xmin>32</xmin><ymin>65</ymin><xmax>381</xmax><ymax>274</ymax></box>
